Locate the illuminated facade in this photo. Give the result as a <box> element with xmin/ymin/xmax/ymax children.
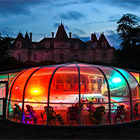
<box><xmin>4</xmin><ymin>62</ymin><xmax>140</xmax><ymax>126</ymax></box>
<box><xmin>9</xmin><ymin>23</ymin><xmax>114</xmax><ymax>63</ymax></box>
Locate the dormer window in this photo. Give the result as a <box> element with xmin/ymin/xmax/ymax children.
<box><xmin>33</xmin><ymin>44</ymin><xmax>37</xmax><ymax>48</ymax></box>
<box><xmin>16</xmin><ymin>41</ymin><xmax>21</xmax><ymax>48</ymax></box>
<box><xmin>45</xmin><ymin>42</ymin><xmax>50</xmax><ymax>48</ymax></box>
<box><xmin>74</xmin><ymin>43</ymin><xmax>79</xmax><ymax>49</ymax></box>
<box><xmin>102</xmin><ymin>42</ymin><xmax>107</xmax><ymax>47</ymax></box>
<box><xmin>87</xmin><ymin>45</ymin><xmax>90</xmax><ymax>49</ymax></box>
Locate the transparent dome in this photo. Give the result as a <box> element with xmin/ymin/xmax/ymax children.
<box><xmin>7</xmin><ymin>63</ymin><xmax>140</xmax><ymax>126</ymax></box>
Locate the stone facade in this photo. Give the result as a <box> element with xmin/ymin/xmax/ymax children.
<box><xmin>9</xmin><ymin>23</ymin><xmax>114</xmax><ymax>63</ymax></box>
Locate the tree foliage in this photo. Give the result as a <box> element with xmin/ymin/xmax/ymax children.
<box><xmin>116</xmin><ymin>13</ymin><xmax>140</xmax><ymax>49</ymax></box>
<box><xmin>116</xmin><ymin>13</ymin><xmax>140</xmax><ymax>62</ymax></box>
<box><xmin>0</xmin><ymin>34</ymin><xmax>14</xmax><ymax>56</ymax></box>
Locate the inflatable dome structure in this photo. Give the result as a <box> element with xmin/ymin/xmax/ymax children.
<box><xmin>7</xmin><ymin>62</ymin><xmax>140</xmax><ymax>126</ymax></box>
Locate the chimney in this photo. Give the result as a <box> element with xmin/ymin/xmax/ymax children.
<box><xmin>69</xmin><ymin>32</ymin><xmax>71</xmax><ymax>39</ymax></box>
<box><xmin>52</xmin><ymin>32</ymin><xmax>54</xmax><ymax>38</ymax></box>
<box><xmin>91</xmin><ymin>32</ymin><xmax>97</xmax><ymax>43</ymax></box>
<box><xmin>91</xmin><ymin>33</ymin><xmax>94</xmax><ymax>43</ymax></box>
<box><xmin>30</xmin><ymin>32</ymin><xmax>32</xmax><ymax>42</ymax></box>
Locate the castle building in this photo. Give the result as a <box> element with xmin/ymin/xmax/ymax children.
<box><xmin>9</xmin><ymin>23</ymin><xmax>114</xmax><ymax>63</ymax></box>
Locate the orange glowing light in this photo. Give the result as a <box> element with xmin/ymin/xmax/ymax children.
<box><xmin>31</xmin><ymin>88</ymin><xmax>40</xmax><ymax>95</ymax></box>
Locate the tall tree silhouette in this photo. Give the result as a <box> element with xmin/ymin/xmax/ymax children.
<box><xmin>116</xmin><ymin>13</ymin><xmax>140</xmax><ymax>62</ymax></box>
<box><xmin>0</xmin><ymin>34</ymin><xmax>14</xmax><ymax>56</ymax></box>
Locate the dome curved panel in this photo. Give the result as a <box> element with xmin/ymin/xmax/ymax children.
<box><xmin>25</xmin><ymin>67</ymin><xmax>56</xmax><ymax>103</ymax></box>
<box><xmin>10</xmin><ymin>67</ymin><xmax>39</xmax><ymax>101</ymax></box>
<box><xmin>117</xmin><ymin>68</ymin><xmax>140</xmax><ymax>100</ymax></box>
<box><xmin>79</xmin><ymin>67</ymin><xmax>109</xmax><ymax>103</ymax></box>
<box><xmin>101</xmin><ymin>67</ymin><xmax>130</xmax><ymax>102</ymax></box>
<box><xmin>8</xmin><ymin>69</ymin><xmax>26</xmax><ymax>99</ymax></box>
<box><xmin>6</xmin><ymin>63</ymin><xmax>140</xmax><ymax>126</ymax></box>
<box><xmin>50</xmin><ymin>66</ymin><xmax>79</xmax><ymax>104</ymax></box>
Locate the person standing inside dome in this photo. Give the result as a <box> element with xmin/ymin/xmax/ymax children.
<box><xmin>88</xmin><ymin>102</ymin><xmax>96</xmax><ymax>113</ymax></box>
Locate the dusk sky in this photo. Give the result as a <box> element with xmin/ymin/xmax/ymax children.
<box><xmin>0</xmin><ymin>0</ymin><xmax>140</xmax><ymax>49</ymax></box>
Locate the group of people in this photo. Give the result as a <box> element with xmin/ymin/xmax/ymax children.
<box><xmin>12</xmin><ymin>104</ymin><xmax>37</xmax><ymax>124</ymax></box>
<box><xmin>24</xmin><ymin>105</ymin><xmax>37</xmax><ymax>124</ymax></box>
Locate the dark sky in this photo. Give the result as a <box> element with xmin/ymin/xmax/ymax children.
<box><xmin>0</xmin><ymin>0</ymin><xmax>140</xmax><ymax>49</ymax></box>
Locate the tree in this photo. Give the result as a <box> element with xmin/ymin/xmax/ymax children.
<box><xmin>0</xmin><ymin>34</ymin><xmax>14</xmax><ymax>56</ymax></box>
<box><xmin>116</xmin><ymin>13</ymin><xmax>140</xmax><ymax>62</ymax></box>
<box><xmin>116</xmin><ymin>13</ymin><xmax>140</xmax><ymax>50</ymax></box>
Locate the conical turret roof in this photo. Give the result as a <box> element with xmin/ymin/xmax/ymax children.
<box><xmin>25</xmin><ymin>31</ymin><xmax>30</xmax><ymax>41</ymax></box>
<box><xmin>55</xmin><ymin>23</ymin><xmax>69</xmax><ymax>41</ymax></box>
<box><xmin>17</xmin><ymin>32</ymin><xmax>24</xmax><ymax>40</ymax></box>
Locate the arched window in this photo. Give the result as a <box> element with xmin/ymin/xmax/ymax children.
<box><xmin>102</xmin><ymin>42</ymin><xmax>107</xmax><ymax>47</ymax></box>
<box><xmin>16</xmin><ymin>41</ymin><xmax>21</xmax><ymax>48</ymax></box>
